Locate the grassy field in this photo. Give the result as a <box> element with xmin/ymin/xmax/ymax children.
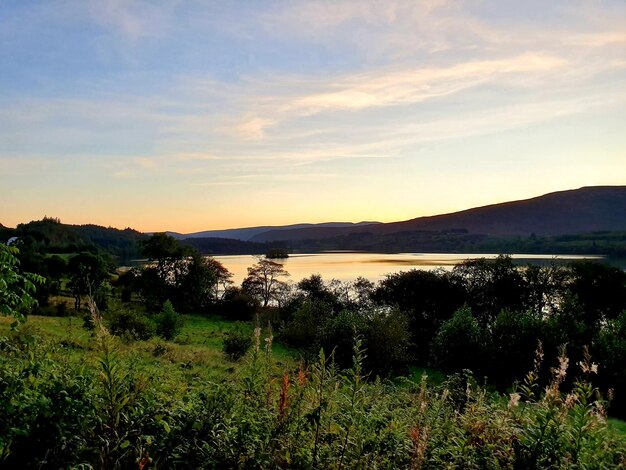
<box><xmin>3</xmin><ymin>310</ymin><xmax>626</xmax><ymax>439</ymax></box>
<box><xmin>0</xmin><ymin>311</ymin><xmax>296</xmax><ymax>397</ymax></box>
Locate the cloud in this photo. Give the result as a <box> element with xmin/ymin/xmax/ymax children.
<box><xmin>233</xmin><ymin>116</ymin><xmax>276</xmax><ymax>140</ymax></box>
<box><xmin>280</xmin><ymin>53</ymin><xmax>567</xmax><ymax>115</ymax></box>
<box><xmin>134</xmin><ymin>157</ymin><xmax>158</xmax><ymax>169</ymax></box>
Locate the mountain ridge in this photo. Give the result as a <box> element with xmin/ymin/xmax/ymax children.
<box><xmin>250</xmin><ymin>186</ymin><xmax>626</xmax><ymax>242</ymax></box>
<box><xmin>167</xmin><ymin>221</ymin><xmax>381</xmax><ymax>241</ymax></box>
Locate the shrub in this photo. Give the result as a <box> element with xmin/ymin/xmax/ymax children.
<box><xmin>220</xmin><ymin>287</ymin><xmax>258</xmax><ymax>321</ymax></box>
<box><xmin>106</xmin><ymin>307</ymin><xmax>154</xmax><ymax>340</ymax></box>
<box><xmin>431</xmin><ymin>305</ymin><xmax>484</xmax><ymax>373</ymax></box>
<box><xmin>280</xmin><ymin>299</ymin><xmax>334</xmax><ymax>350</ymax></box>
<box><xmin>362</xmin><ymin>307</ymin><xmax>412</xmax><ymax>377</ymax></box>
<box><xmin>155</xmin><ymin>300</ymin><xmax>183</xmax><ymax>340</ymax></box>
<box><xmin>223</xmin><ymin>323</ymin><xmax>253</xmax><ymax>360</ymax></box>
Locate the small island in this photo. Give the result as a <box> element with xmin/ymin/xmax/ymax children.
<box><xmin>266</xmin><ymin>247</ymin><xmax>289</xmax><ymax>259</ymax></box>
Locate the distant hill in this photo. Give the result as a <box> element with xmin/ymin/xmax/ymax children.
<box><xmin>250</xmin><ymin>186</ymin><xmax>626</xmax><ymax>243</ymax></box>
<box><xmin>180</xmin><ymin>237</ymin><xmax>288</xmax><ymax>255</ymax></box>
<box><xmin>169</xmin><ymin>221</ymin><xmax>380</xmax><ymax>241</ymax></box>
<box><xmin>4</xmin><ymin>186</ymin><xmax>625</xmax><ymax>258</ymax></box>
<box><xmin>1</xmin><ymin>217</ymin><xmax>145</xmax><ymax>260</ymax></box>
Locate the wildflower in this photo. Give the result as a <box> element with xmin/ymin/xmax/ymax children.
<box><xmin>551</xmin><ymin>353</ymin><xmax>569</xmax><ymax>386</ymax></box>
<box><xmin>579</xmin><ymin>360</ymin><xmax>599</xmax><ymax>374</ymax></box>
<box><xmin>297</xmin><ymin>368</ymin><xmax>307</xmax><ymax>387</ymax></box>
<box><xmin>509</xmin><ymin>392</ymin><xmax>521</xmax><ymax>408</ymax></box>
<box><xmin>564</xmin><ymin>393</ymin><xmax>577</xmax><ymax>409</ymax></box>
<box><xmin>264</xmin><ymin>332</ymin><xmax>273</xmax><ymax>353</ymax></box>
<box><xmin>533</xmin><ymin>341</ymin><xmax>544</xmax><ymax>372</ymax></box>
<box><xmin>279</xmin><ymin>373</ymin><xmax>290</xmax><ymax>419</ymax></box>
<box><xmin>409</xmin><ymin>425</ymin><xmax>429</xmax><ymax>469</ymax></box>
<box><xmin>254</xmin><ymin>326</ymin><xmax>261</xmax><ymax>353</ymax></box>
<box><xmin>557</xmin><ymin>356</ymin><xmax>569</xmax><ymax>379</ymax></box>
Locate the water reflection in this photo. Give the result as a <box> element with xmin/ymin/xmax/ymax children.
<box><xmin>213</xmin><ymin>252</ymin><xmax>604</xmax><ymax>285</ymax></box>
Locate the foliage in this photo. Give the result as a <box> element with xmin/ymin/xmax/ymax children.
<box><xmin>11</xmin><ymin>217</ymin><xmax>144</xmax><ymax>259</ymax></box>
<box><xmin>242</xmin><ymin>255</ymin><xmax>290</xmax><ymax>307</ymax></box>
<box><xmin>266</xmin><ymin>248</ymin><xmax>289</xmax><ymax>258</ymax></box>
<box><xmin>487</xmin><ymin>309</ymin><xmax>542</xmax><ymax>389</ymax></box>
<box><xmin>220</xmin><ymin>286</ymin><xmax>259</xmax><ymax>320</ymax></box>
<box><xmin>431</xmin><ymin>305</ymin><xmax>484</xmax><ymax>373</ymax></box>
<box><xmin>106</xmin><ymin>307</ymin><xmax>155</xmax><ymax>341</ymax></box>
<box><xmin>373</xmin><ymin>268</ymin><xmax>465</xmax><ymax>363</ymax></box>
<box><xmin>281</xmin><ymin>300</ymin><xmax>412</xmax><ymax>376</ymax></box>
<box><xmin>67</xmin><ymin>252</ymin><xmax>111</xmax><ymax>310</ymax></box>
<box><xmin>452</xmin><ymin>255</ymin><xmax>529</xmax><ymax>325</ymax></box>
<box><xmin>136</xmin><ymin>234</ymin><xmax>233</xmax><ymax>313</ymax></box>
<box><xmin>154</xmin><ymin>300</ymin><xmax>183</xmax><ymax>340</ymax></box>
<box><xmin>1</xmin><ymin>320</ymin><xmax>625</xmax><ymax>469</ymax></box>
<box><xmin>222</xmin><ymin>322</ymin><xmax>253</xmax><ymax>360</ymax></box>
<box><xmin>0</xmin><ymin>244</ymin><xmax>44</xmax><ymax>323</ymax></box>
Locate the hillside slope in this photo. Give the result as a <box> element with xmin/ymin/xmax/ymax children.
<box><xmin>251</xmin><ymin>186</ymin><xmax>626</xmax><ymax>242</ymax></box>
<box><xmin>170</xmin><ymin>221</ymin><xmax>380</xmax><ymax>241</ymax></box>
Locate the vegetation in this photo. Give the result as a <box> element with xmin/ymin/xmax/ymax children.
<box><xmin>1</xmin><ymin>313</ymin><xmax>625</xmax><ymax>468</ymax></box>
<box><xmin>2</xmin><ymin>237</ymin><xmax>626</xmax><ymax>468</ymax></box>
<box><xmin>242</xmin><ymin>256</ymin><xmax>290</xmax><ymax>307</ymax></box>
<box><xmin>0</xmin><ymin>216</ymin><xmax>144</xmax><ymax>261</ymax></box>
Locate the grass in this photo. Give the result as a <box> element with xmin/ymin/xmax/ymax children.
<box><xmin>0</xmin><ymin>310</ymin><xmax>296</xmax><ymax>394</ymax></box>
<box><xmin>408</xmin><ymin>365</ymin><xmax>446</xmax><ymax>386</ymax></box>
<box><xmin>610</xmin><ymin>418</ymin><xmax>626</xmax><ymax>436</ymax></box>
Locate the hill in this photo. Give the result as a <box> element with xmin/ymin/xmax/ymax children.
<box><xmin>0</xmin><ymin>217</ymin><xmax>145</xmax><ymax>260</ymax></box>
<box><xmin>169</xmin><ymin>221</ymin><xmax>380</xmax><ymax>241</ymax></box>
<box><xmin>250</xmin><ymin>186</ymin><xmax>626</xmax><ymax>243</ymax></box>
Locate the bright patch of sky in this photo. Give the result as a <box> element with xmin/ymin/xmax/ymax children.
<box><xmin>1</xmin><ymin>0</ymin><xmax>625</xmax><ymax>232</ymax></box>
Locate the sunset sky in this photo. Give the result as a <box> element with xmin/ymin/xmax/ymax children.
<box><xmin>1</xmin><ymin>1</ymin><xmax>625</xmax><ymax>233</ymax></box>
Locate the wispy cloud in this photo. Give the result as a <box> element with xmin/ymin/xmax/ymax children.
<box><xmin>2</xmin><ymin>0</ymin><xmax>625</xmax><ymax>231</ymax></box>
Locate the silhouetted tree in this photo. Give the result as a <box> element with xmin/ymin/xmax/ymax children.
<box><xmin>242</xmin><ymin>256</ymin><xmax>290</xmax><ymax>307</ymax></box>
<box><xmin>373</xmin><ymin>269</ymin><xmax>464</xmax><ymax>363</ymax></box>
<box><xmin>67</xmin><ymin>252</ymin><xmax>110</xmax><ymax>310</ymax></box>
<box><xmin>452</xmin><ymin>255</ymin><xmax>528</xmax><ymax>325</ymax></box>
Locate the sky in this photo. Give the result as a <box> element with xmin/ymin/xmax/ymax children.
<box><xmin>1</xmin><ymin>0</ymin><xmax>625</xmax><ymax>233</ymax></box>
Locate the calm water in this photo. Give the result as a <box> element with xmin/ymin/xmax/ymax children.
<box><xmin>213</xmin><ymin>252</ymin><xmax>604</xmax><ymax>285</ymax></box>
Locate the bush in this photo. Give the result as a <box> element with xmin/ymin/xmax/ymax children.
<box><xmin>362</xmin><ymin>307</ymin><xmax>412</xmax><ymax>377</ymax></box>
<box><xmin>155</xmin><ymin>300</ymin><xmax>184</xmax><ymax>340</ymax></box>
<box><xmin>220</xmin><ymin>287</ymin><xmax>258</xmax><ymax>321</ymax></box>
<box><xmin>280</xmin><ymin>299</ymin><xmax>334</xmax><ymax>350</ymax></box>
<box><xmin>222</xmin><ymin>324</ymin><xmax>253</xmax><ymax>360</ymax></box>
<box><xmin>487</xmin><ymin>309</ymin><xmax>542</xmax><ymax>389</ymax></box>
<box><xmin>106</xmin><ymin>307</ymin><xmax>154</xmax><ymax>340</ymax></box>
<box><xmin>431</xmin><ymin>305</ymin><xmax>484</xmax><ymax>373</ymax></box>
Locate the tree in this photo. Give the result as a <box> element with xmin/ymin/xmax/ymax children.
<box><xmin>452</xmin><ymin>255</ymin><xmax>529</xmax><ymax>325</ymax></box>
<box><xmin>0</xmin><ymin>244</ymin><xmax>44</xmax><ymax>323</ymax></box>
<box><xmin>139</xmin><ymin>233</ymin><xmax>190</xmax><ymax>282</ymax></box>
<box><xmin>242</xmin><ymin>256</ymin><xmax>290</xmax><ymax>307</ymax></box>
<box><xmin>372</xmin><ymin>269</ymin><xmax>465</xmax><ymax>363</ymax></box>
<box><xmin>155</xmin><ymin>300</ymin><xmax>183</xmax><ymax>340</ymax></box>
<box><xmin>203</xmin><ymin>257</ymin><xmax>234</xmax><ymax>300</ymax></box>
<box><xmin>431</xmin><ymin>306</ymin><xmax>484</xmax><ymax>373</ymax></box>
<box><xmin>176</xmin><ymin>253</ymin><xmax>232</xmax><ymax>312</ymax></box>
<box><xmin>67</xmin><ymin>252</ymin><xmax>110</xmax><ymax>310</ymax></box>
<box><xmin>137</xmin><ymin>233</ymin><xmax>194</xmax><ymax>311</ymax></box>
<box><xmin>566</xmin><ymin>260</ymin><xmax>626</xmax><ymax>328</ymax></box>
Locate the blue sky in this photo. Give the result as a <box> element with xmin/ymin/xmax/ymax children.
<box><xmin>1</xmin><ymin>0</ymin><xmax>625</xmax><ymax>232</ymax></box>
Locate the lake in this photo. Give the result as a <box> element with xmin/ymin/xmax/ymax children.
<box><xmin>213</xmin><ymin>252</ymin><xmax>604</xmax><ymax>285</ymax></box>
